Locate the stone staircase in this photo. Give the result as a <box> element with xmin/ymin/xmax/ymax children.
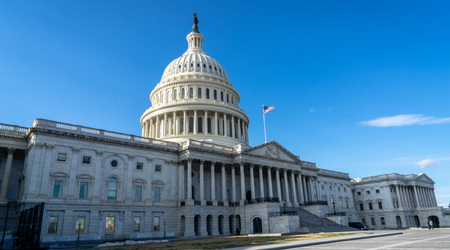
<box><xmin>290</xmin><ymin>207</ymin><xmax>358</xmax><ymax>233</ymax></box>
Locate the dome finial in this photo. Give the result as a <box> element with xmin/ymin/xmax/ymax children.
<box><xmin>192</xmin><ymin>13</ymin><xmax>199</xmax><ymax>33</ymax></box>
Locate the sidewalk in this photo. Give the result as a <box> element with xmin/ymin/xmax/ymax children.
<box><xmin>223</xmin><ymin>231</ymin><xmax>403</xmax><ymax>250</ymax></box>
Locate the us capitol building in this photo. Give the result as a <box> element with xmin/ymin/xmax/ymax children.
<box><xmin>0</xmin><ymin>15</ymin><xmax>448</xmax><ymax>247</ymax></box>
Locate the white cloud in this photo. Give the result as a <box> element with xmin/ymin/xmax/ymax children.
<box><xmin>358</xmin><ymin>114</ymin><xmax>450</xmax><ymax>127</ymax></box>
<box><xmin>308</xmin><ymin>108</ymin><xmax>316</xmax><ymax>113</ymax></box>
<box><xmin>416</xmin><ymin>159</ymin><xmax>444</xmax><ymax>169</ymax></box>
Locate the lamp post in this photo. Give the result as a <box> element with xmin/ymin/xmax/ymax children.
<box><xmin>332</xmin><ymin>201</ymin><xmax>336</xmax><ymax>216</ymax></box>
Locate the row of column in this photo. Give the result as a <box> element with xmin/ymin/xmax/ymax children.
<box><xmin>178</xmin><ymin>160</ymin><xmax>318</xmax><ymax>207</ymax></box>
<box><xmin>142</xmin><ymin>110</ymin><xmax>248</xmax><ymax>142</ymax></box>
<box><xmin>0</xmin><ymin>148</ymin><xmax>15</xmax><ymax>202</ymax></box>
<box><xmin>394</xmin><ymin>185</ymin><xmax>437</xmax><ymax>209</ymax></box>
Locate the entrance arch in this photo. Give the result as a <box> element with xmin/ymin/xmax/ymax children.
<box><xmin>229</xmin><ymin>215</ymin><xmax>234</xmax><ymax>234</ymax></box>
<box><xmin>207</xmin><ymin>215</ymin><xmax>213</xmax><ymax>235</ymax></box>
<box><xmin>180</xmin><ymin>215</ymin><xmax>185</xmax><ymax>236</ymax></box>
<box><xmin>396</xmin><ymin>216</ymin><xmax>402</xmax><ymax>228</ymax></box>
<box><xmin>414</xmin><ymin>215</ymin><xmax>420</xmax><ymax>228</ymax></box>
<box><xmin>218</xmin><ymin>215</ymin><xmax>224</xmax><ymax>234</ymax></box>
<box><xmin>194</xmin><ymin>215</ymin><xmax>201</xmax><ymax>236</ymax></box>
<box><xmin>252</xmin><ymin>217</ymin><xmax>263</xmax><ymax>234</ymax></box>
<box><xmin>428</xmin><ymin>216</ymin><xmax>440</xmax><ymax>228</ymax></box>
<box><xmin>246</xmin><ymin>190</ymin><xmax>252</xmax><ymax>201</ymax></box>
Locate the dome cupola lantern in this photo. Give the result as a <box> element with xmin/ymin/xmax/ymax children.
<box><xmin>140</xmin><ymin>14</ymin><xmax>250</xmax><ymax>147</ymax></box>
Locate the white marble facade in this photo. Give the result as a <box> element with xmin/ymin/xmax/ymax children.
<box><xmin>0</xmin><ymin>17</ymin><xmax>447</xmax><ymax>246</ymax></box>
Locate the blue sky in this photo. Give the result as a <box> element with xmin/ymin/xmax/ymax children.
<box><xmin>1</xmin><ymin>1</ymin><xmax>449</xmax><ymax>206</ymax></box>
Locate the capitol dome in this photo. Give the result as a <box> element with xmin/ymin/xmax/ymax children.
<box><xmin>140</xmin><ymin>15</ymin><xmax>250</xmax><ymax>147</ymax></box>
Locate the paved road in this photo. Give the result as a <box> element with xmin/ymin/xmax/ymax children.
<box><xmin>292</xmin><ymin>229</ymin><xmax>450</xmax><ymax>250</ymax></box>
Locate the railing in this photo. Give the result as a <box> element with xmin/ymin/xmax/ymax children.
<box><xmin>194</xmin><ymin>200</ymin><xmax>201</xmax><ymax>205</ymax></box>
<box><xmin>325</xmin><ymin>212</ymin><xmax>346</xmax><ymax>217</ymax></box>
<box><xmin>244</xmin><ymin>197</ymin><xmax>279</xmax><ymax>205</ymax></box>
<box><xmin>0</xmin><ymin>123</ymin><xmax>29</xmax><ymax>134</ymax></box>
<box><xmin>269</xmin><ymin>211</ymin><xmax>298</xmax><ymax>217</ymax></box>
<box><xmin>181</xmin><ymin>139</ymin><xmax>236</xmax><ymax>153</ymax></box>
<box><xmin>31</xmin><ymin>119</ymin><xmax>179</xmax><ymax>150</ymax></box>
<box><xmin>302</xmin><ymin>200</ymin><xmax>328</xmax><ymax>206</ymax></box>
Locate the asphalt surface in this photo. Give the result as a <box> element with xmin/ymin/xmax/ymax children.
<box><xmin>224</xmin><ymin>228</ymin><xmax>450</xmax><ymax>250</ymax></box>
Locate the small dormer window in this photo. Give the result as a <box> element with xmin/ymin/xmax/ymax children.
<box><xmin>209</xmin><ymin>65</ymin><xmax>212</xmax><ymax>69</ymax></box>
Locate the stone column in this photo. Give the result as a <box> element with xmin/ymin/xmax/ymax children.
<box><xmin>223</xmin><ymin>114</ymin><xmax>227</xmax><ymax>136</ymax></box>
<box><xmin>395</xmin><ymin>185</ymin><xmax>403</xmax><ymax>208</ymax></box>
<box><xmin>297</xmin><ymin>174</ymin><xmax>304</xmax><ymax>204</ymax></box>
<box><xmin>175</xmin><ymin>113</ymin><xmax>179</xmax><ymax>136</ymax></box>
<box><xmin>148</xmin><ymin>118</ymin><xmax>152</xmax><ymax>137</ymax></box>
<box><xmin>231</xmin><ymin>116</ymin><xmax>235</xmax><ymax>138</ymax></box>
<box><xmin>250</xmin><ymin>164</ymin><xmax>255</xmax><ymax>200</ymax></box>
<box><xmin>211</xmin><ymin>162</ymin><xmax>216</xmax><ymax>202</ymax></box>
<box><xmin>155</xmin><ymin>116</ymin><xmax>160</xmax><ymax>138</ymax></box>
<box><xmin>315</xmin><ymin>177</ymin><xmax>320</xmax><ymax>201</ymax></box>
<box><xmin>214</xmin><ymin>112</ymin><xmax>218</xmax><ymax>136</ymax></box>
<box><xmin>163</xmin><ymin>113</ymin><xmax>167</xmax><ymax>137</ymax></box>
<box><xmin>183</xmin><ymin>110</ymin><xmax>187</xmax><ymax>135</ymax></box>
<box><xmin>173</xmin><ymin>112</ymin><xmax>177</xmax><ymax>136</ymax></box>
<box><xmin>0</xmin><ymin>148</ymin><xmax>15</xmax><ymax>201</ymax></box>
<box><xmin>259</xmin><ymin>166</ymin><xmax>265</xmax><ymax>198</ymax></box>
<box><xmin>432</xmin><ymin>188</ymin><xmax>438</xmax><ymax>206</ymax></box>
<box><xmin>276</xmin><ymin>168</ymin><xmax>282</xmax><ymax>204</ymax></box>
<box><xmin>302</xmin><ymin>175</ymin><xmax>308</xmax><ymax>202</ymax></box>
<box><xmin>283</xmin><ymin>170</ymin><xmax>292</xmax><ymax>206</ymax></box>
<box><xmin>221</xmin><ymin>164</ymin><xmax>227</xmax><ymax>203</ymax></box>
<box><xmin>204</xmin><ymin>111</ymin><xmax>208</xmax><ymax>135</ymax></box>
<box><xmin>291</xmin><ymin>172</ymin><xmax>298</xmax><ymax>206</ymax></box>
<box><xmin>237</xmin><ymin>118</ymin><xmax>241</xmax><ymax>140</ymax></box>
<box><xmin>199</xmin><ymin>160</ymin><xmax>204</xmax><ymax>201</ymax></box>
<box><xmin>187</xmin><ymin>159</ymin><xmax>192</xmax><ymax>200</ymax></box>
<box><xmin>178</xmin><ymin>161</ymin><xmax>184</xmax><ymax>201</ymax></box>
<box><xmin>267</xmin><ymin>167</ymin><xmax>273</xmax><ymax>198</ymax></box>
<box><xmin>66</xmin><ymin>147</ymin><xmax>79</xmax><ymax>200</ymax></box>
<box><xmin>240</xmin><ymin>163</ymin><xmax>245</xmax><ymax>204</ymax></box>
<box><xmin>193</xmin><ymin>110</ymin><xmax>198</xmax><ymax>134</ymax></box>
<box><xmin>231</xmin><ymin>165</ymin><xmax>236</xmax><ymax>202</ymax></box>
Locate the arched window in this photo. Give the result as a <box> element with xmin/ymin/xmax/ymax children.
<box><xmin>228</xmin><ymin>121</ymin><xmax>232</xmax><ymax>137</ymax></box>
<box><xmin>197</xmin><ymin>88</ymin><xmax>202</xmax><ymax>98</ymax></box>
<box><xmin>206</xmin><ymin>89</ymin><xmax>210</xmax><ymax>99</ymax></box>
<box><xmin>107</xmin><ymin>177</ymin><xmax>118</xmax><ymax>200</ymax></box>
<box><xmin>174</xmin><ymin>89</ymin><xmax>177</xmax><ymax>100</ymax></box>
<box><xmin>181</xmin><ymin>88</ymin><xmax>185</xmax><ymax>99</ymax></box>
<box><xmin>189</xmin><ymin>117</ymin><xmax>194</xmax><ymax>133</ymax></box>
<box><xmin>226</xmin><ymin>94</ymin><xmax>229</xmax><ymax>103</ymax></box>
<box><xmin>207</xmin><ymin>118</ymin><xmax>212</xmax><ymax>133</ymax></box>
<box><xmin>198</xmin><ymin>117</ymin><xmax>203</xmax><ymax>133</ymax></box>
<box><xmin>220</xmin><ymin>92</ymin><xmax>224</xmax><ymax>101</ymax></box>
<box><xmin>214</xmin><ymin>90</ymin><xmax>217</xmax><ymax>100</ymax></box>
<box><xmin>189</xmin><ymin>88</ymin><xmax>194</xmax><ymax>98</ymax></box>
<box><xmin>180</xmin><ymin>118</ymin><xmax>184</xmax><ymax>134</ymax></box>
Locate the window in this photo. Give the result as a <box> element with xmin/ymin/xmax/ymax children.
<box><xmin>189</xmin><ymin>88</ymin><xmax>193</xmax><ymax>98</ymax></box>
<box><xmin>135</xmin><ymin>186</ymin><xmax>142</xmax><ymax>201</ymax></box>
<box><xmin>357</xmin><ymin>191</ymin><xmax>361</xmax><ymax>195</ymax></box>
<box><xmin>107</xmin><ymin>177</ymin><xmax>118</xmax><ymax>200</ymax></box>
<box><xmin>220</xmin><ymin>91</ymin><xmax>223</xmax><ymax>101</ymax></box>
<box><xmin>359</xmin><ymin>203</ymin><xmax>364</xmax><ymax>211</ymax></box>
<box><xmin>214</xmin><ymin>90</ymin><xmax>217</xmax><ymax>100</ymax></box>
<box><xmin>57</xmin><ymin>153</ymin><xmax>67</xmax><ymax>162</ymax></box>
<box><xmin>181</xmin><ymin>88</ymin><xmax>185</xmax><ymax>98</ymax></box>
<box><xmin>75</xmin><ymin>216</ymin><xmax>85</xmax><ymax>234</ymax></box>
<box><xmin>366</xmin><ymin>190</ymin><xmax>370</xmax><ymax>194</ymax></box>
<box><xmin>188</xmin><ymin>117</ymin><xmax>194</xmax><ymax>133</ymax></box>
<box><xmin>79</xmin><ymin>182</ymin><xmax>88</xmax><ymax>199</ymax></box>
<box><xmin>136</xmin><ymin>162</ymin><xmax>144</xmax><ymax>170</ymax></box>
<box><xmin>321</xmin><ymin>185</ymin><xmax>324</xmax><ymax>190</ymax></box>
<box><xmin>344</xmin><ymin>187</ymin><xmax>347</xmax><ymax>192</ymax></box>
<box><xmin>378</xmin><ymin>201</ymin><xmax>383</xmax><ymax>209</ymax></box>
<box><xmin>48</xmin><ymin>216</ymin><xmax>59</xmax><ymax>234</ymax></box>
<box><xmin>207</xmin><ymin>118</ymin><xmax>212</xmax><ymax>133</ymax></box>
<box><xmin>154</xmin><ymin>187</ymin><xmax>161</xmax><ymax>202</ymax></box>
<box><xmin>105</xmin><ymin>216</ymin><xmax>116</xmax><ymax>233</ymax></box>
<box><xmin>380</xmin><ymin>217</ymin><xmax>385</xmax><ymax>225</ymax></box>
<box><xmin>329</xmin><ymin>186</ymin><xmax>332</xmax><ymax>191</ymax></box>
<box><xmin>155</xmin><ymin>165</ymin><xmax>162</xmax><ymax>172</ymax></box>
<box><xmin>345</xmin><ymin>199</ymin><xmax>349</xmax><ymax>209</ymax></box>
<box><xmin>110</xmin><ymin>160</ymin><xmax>118</xmax><ymax>168</ymax></box>
<box><xmin>338</xmin><ymin>187</ymin><xmax>341</xmax><ymax>192</ymax></box>
<box><xmin>173</xmin><ymin>89</ymin><xmax>177</xmax><ymax>100</ymax></box>
<box><xmin>153</xmin><ymin>216</ymin><xmax>160</xmax><ymax>232</ymax></box>
<box><xmin>370</xmin><ymin>217</ymin><xmax>375</xmax><ymax>226</ymax></box>
<box><xmin>53</xmin><ymin>180</ymin><xmax>63</xmax><ymax>198</ymax></box>
<box><xmin>226</xmin><ymin>93</ymin><xmax>229</xmax><ymax>103</ymax></box>
<box><xmin>206</xmin><ymin>88</ymin><xmax>210</xmax><ymax>99</ymax></box>
<box><xmin>376</xmin><ymin>189</ymin><xmax>380</xmax><ymax>193</ymax></box>
<box><xmin>197</xmin><ymin>88</ymin><xmax>202</xmax><ymax>98</ymax></box>
<box><xmin>133</xmin><ymin>216</ymin><xmax>141</xmax><ymax>232</ymax></box>
<box><xmin>198</xmin><ymin>117</ymin><xmax>203</xmax><ymax>133</ymax></box>
<box><xmin>361</xmin><ymin>218</ymin><xmax>366</xmax><ymax>224</ymax></box>
<box><xmin>82</xmin><ymin>156</ymin><xmax>91</xmax><ymax>164</ymax></box>
<box><xmin>368</xmin><ymin>202</ymin><xmax>373</xmax><ymax>210</ymax></box>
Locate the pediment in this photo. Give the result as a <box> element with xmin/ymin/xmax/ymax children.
<box><xmin>416</xmin><ymin>173</ymin><xmax>435</xmax><ymax>184</ymax></box>
<box><xmin>242</xmin><ymin>141</ymin><xmax>300</xmax><ymax>163</ymax></box>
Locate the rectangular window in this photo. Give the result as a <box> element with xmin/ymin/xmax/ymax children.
<box><xmin>369</xmin><ymin>203</ymin><xmax>373</xmax><ymax>210</ymax></box>
<box><xmin>136</xmin><ymin>162</ymin><xmax>144</xmax><ymax>170</ymax></box>
<box><xmin>338</xmin><ymin>187</ymin><xmax>341</xmax><ymax>192</ymax></box>
<box><xmin>75</xmin><ymin>216</ymin><xmax>85</xmax><ymax>234</ymax></box>
<box><xmin>361</xmin><ymin>218</ymin><xmax>366</xmax><ymax>224</ymax></box>
<box><xmin>366</xmin><ymin>190</ymin><xmax>370</xmax><ymax>194</ymax></box>
<box><xmin>359</xmin><ymin>203</ymin><xmax>364</xmax><ymax>211</ymax></box>
<box><xmin>48</xmin><ymin>216</ymin><xmax>59</xmax><ymax>234</ymax></box>
<box><xmin>378</xmin><ymin>201</ymin><xmax>383</xmax><ymax>209</ymax></box>
<box><xmin>344</xmin><ymin>187</ymin><xmax>347</xmax><ymax>192</ymax></box>
<box><xmin>153</xmin><ymin>216</ymin><xmax>160</xmax><ymax>232</ymax></box>
<box><xmin>154</xmin><ymin>187</ymin><xmax>161</xmax><ymax>202</ymax></box>
<box><xmin>135</xmin><ymin>186</ymin><xmax>142</xmax><ymax>201</ymax></box>
<box><xmin>357</xmin><ymin>191</ymin><xmax>361</xmax><ymax>195</ymax></box>
<box><xmin>376</xmin><ymin>189</ymin><xmax>380</xmax><ymax>193</ymax></box>
<box><xmin>57</xmin><ymin>153</ymin><xmax>67</xmax><ymax>162</ymax></box>
<box><xmin>133</xmin><ymin>216</ymin><xmax>141</xmax><ymax>232</ymax></box>
<box><xmin>82</xmin><ymin>156</ymin><xmax>91</xmax><ymax>164</ymax></box>
<box><xmin>370</xmin><ymin>217</ymin><xmax>375</xmax><ymax>225</ymax></box>
<box><xmin>53</xmin><ymin>180</ymin><xmax>63</xmax><ymax>198</ymax></box>
<box><xmin>155</xmin><ymin>165</ymin><xmax>162</xmax><ymax>172</ymax></box>
<box><xmin>381</xmin><ymin>217</ymin><xmax>385</xmax><ymax>225</ymax></box>
<box><xmin>105</xmin><ymin>216</ymin><xmax>116</xmax><ymax>233</ymax></box>
<box><xmin>321</xmin><ymin>185</ymin><xmax>324</xmax><ymax>190</ymax></box>
<box><xmin>79</xmin><ymin>182</ymin><xmax>88</xmax><ymax>199</ymax></box>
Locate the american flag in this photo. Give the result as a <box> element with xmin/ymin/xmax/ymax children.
<box><xmin>263</xmin><ymin>106</ymin><xmax>275</xmax><ymax>114</ymax></box>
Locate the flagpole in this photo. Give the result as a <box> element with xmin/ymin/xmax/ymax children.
<box><xmin>262</xmin><ymin>104</ymin><xmax>267</xmax><ymax>143</ymax></box>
